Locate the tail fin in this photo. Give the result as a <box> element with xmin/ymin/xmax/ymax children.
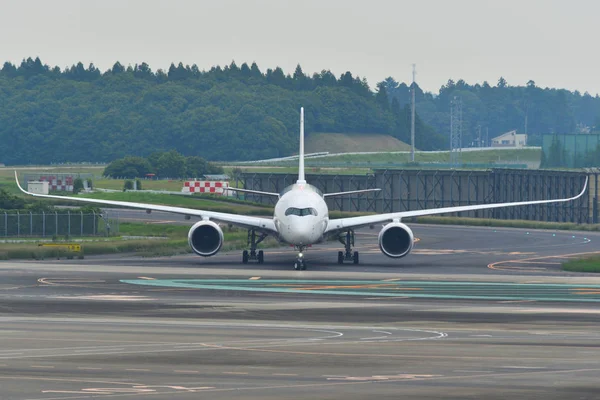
<box><xmin>297</xmin><ymin>107</ymin><xmax>306</xmax><ymax>184</ymax></box>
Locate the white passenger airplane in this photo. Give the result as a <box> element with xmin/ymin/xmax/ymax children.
<box><xmin>16</xmin><ymin>108</ymin><xmax>588</xmax><ymax>270</ymax></box>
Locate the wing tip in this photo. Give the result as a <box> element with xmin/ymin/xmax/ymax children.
<box><xmin>14</xmin><ymin>170</ymin><xmax>25</xmax><ymax>193</ymax></box>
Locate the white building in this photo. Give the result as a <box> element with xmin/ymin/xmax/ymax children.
<box><xmin>491</xmin><ymin>130</ymin><xmax>527</xmax><ymax>148</ymax></box>
<box><xmin>27</xmin><ymin>181</ymin><xmax>49</xmax><ymax>195</ymax></box>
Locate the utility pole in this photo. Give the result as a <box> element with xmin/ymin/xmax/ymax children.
<box><xmin>485</xmin><ymin>127</ymin><xmax>489</xmax><ymax>147</ymax></box>
<box><xmin>410</xmin><ymin>64</ymin><xmax>416</xmax><ymax>163</ymax></box>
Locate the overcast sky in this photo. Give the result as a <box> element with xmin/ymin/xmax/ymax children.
<box><xmin>1</xmin><ymin>0</ymin><xmax>597</xmax><ymax>94</ymax></box>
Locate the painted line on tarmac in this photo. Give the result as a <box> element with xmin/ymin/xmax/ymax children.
<box><xmin>488</xmin><ymin>250</ymin><xmax>600</xmax><ymax>272</ymax></box>
<box><xmin>121</xmin><ymin>279</ymin><xmax>600</xmax><ymax>303</ymax></box>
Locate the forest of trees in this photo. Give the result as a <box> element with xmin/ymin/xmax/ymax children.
<box><xmin>1</xmin><ymin>57</ymin><xmax>599</xmax><ymax>166</ymax></box>
<box><xmin>383</xmin><ymin>77</ymin><xmax>600</xmax><ymax>147</ymax></box>
<box><xmin>103</xmin><ymin>150</ymin><xmax>223</xmax><ymax>179</ymax></box>
<box><xmin>0</xmin><ymin>57</ymin><xmax>441</xmax><ymax>165</ymax></box>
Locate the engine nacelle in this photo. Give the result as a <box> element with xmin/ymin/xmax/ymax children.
<box><xmin>378</xmin><ymin>222</ymin><xmax>414</xmax><ymax>258</ymax></box>
<box><xmin>187</xmin><ymin>220</ymin><xmax>224</xmax><ymax>257</ymax></box>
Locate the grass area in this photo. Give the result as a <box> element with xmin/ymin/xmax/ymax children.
<box><xmin>0</xmin><ymin>221</ymin><xmax>276</xmax><ymax>260</ymax></box>
<box><xmin>94</xmin><ymin>178</ymin><xmax>185</xmax><ymax>191</ymax></box>
<box><xmin>305</xmin><ymin>133</ymin><xmax>411</xmax><ymax>154</ymax></box>
<box><xmin>78</xmin><ymin>191</ymin><xmax>273</xmax><ymax>215</ymax></box>
<box><xmin>563</xmin><ymin>256</ymin><xmax>600</xmax><ymax>273</ymax></box>
<box><xmin>0</xmin><ymin>165</ymin><xmax>105</xmax><ymax>179</ymax></box>
<box><xmin>0</xmin><ymin>165</ymin><xmax>106</xmax><ymax>196</ymax></box>
<box><xmin>304</xmin><ymin>148</ymin><xmax>542</xmax><ymax>166</ymax></box>
<box><xmin>415</xmin><ymin>215</ymin><xmax>600</xmax><ymax>231</ymax></box>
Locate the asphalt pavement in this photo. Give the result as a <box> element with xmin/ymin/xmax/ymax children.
<box><xmin>1</xmin><ymin>224</ymin><xmax>600</xmax><ymax>399</ymax></box>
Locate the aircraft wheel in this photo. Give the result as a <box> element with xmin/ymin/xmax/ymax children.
<box><xmin>353</xmin><ymin>251</ymin><xmax>359</xmax><ymax>264</ymax></box>
<box><xmin>257</xmin><ymin>250</ymin><xmax>264</xmax><ymax>264</ymax></box>
<box><xmin>242</xmin><ymin>250</ymin><xmax>249</xmax><ymax>264</ymax></box>
<box><xmin>337</xmin><ymin>251</ymin><xmax>344</xmax><ymax>264</ymax></box>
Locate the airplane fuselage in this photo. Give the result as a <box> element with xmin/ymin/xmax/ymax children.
<box><xmin>273</xmin><ymin>183</ymin><xmax>329</xmax><ymax>246</ymax></box>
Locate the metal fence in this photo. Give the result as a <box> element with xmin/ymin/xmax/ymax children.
<box><xmin>241</xmin><ymin>168</ymin><xmax>592</xmax><ymax>224</ymax></box>
<box><xmin>542</xmin><ymin>133</ymin><xmax>600</xmax><ymax>168</ymax></box>
<box><xmin>0</xmin><ymin>212</ymin><xmax>117</xmax><ymax>237</ymax></box>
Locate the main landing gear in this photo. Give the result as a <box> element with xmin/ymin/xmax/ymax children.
<box><xmin>242</xmin><ymin>229</ymin><xmax>267</xmax><ymax>264</ymax></box>
<box><xmin>338</xmin><ymin>230</ymin><xmax>359</xmax><ymax>264</ymax></box>
<box><xmin>294</xmin><ymin>246</ymin><xmax>307</xmax><ymax>270</ymax></box>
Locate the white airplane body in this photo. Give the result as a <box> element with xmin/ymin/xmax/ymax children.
<box><xmin>16</xmin><ymin>108</ymin><xmax>588</xmax><ymax>270</ymax></box>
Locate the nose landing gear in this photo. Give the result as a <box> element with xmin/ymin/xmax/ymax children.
<box><xmin>294</xmin><ymin>246</ymin><xmax>307</xmax><ymax>270</ymax></box>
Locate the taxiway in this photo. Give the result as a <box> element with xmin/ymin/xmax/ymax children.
<box><xmin>1</xmin><ymin>224</ymin><xmax>600</xmax><ymax>399</ymax></box>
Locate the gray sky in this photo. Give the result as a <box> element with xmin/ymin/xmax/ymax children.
<box><xmin>1</xmin><ymin>0</ymin><xmax>597</xmax><ymax>94</ymax></box>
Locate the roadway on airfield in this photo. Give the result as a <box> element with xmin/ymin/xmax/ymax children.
<box><xmin>1</xmin><ymin>225</ymin><xmax>600</xmax><ymax>398</ymax></box>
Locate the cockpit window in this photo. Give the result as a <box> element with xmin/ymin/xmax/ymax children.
<box><xmin>285</xmin><ymin>207</ymin><xmax>318</xmax><ymax>217</ymax></box>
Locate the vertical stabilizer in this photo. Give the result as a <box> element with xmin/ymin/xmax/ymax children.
<box><xmin>297</xmin><ymin>107</ymin><xmax>306</xmax><ymax>184</ymax></box>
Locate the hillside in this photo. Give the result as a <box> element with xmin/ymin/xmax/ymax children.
<box><xmin>305</xmin><ymin>133</ymin><xmax>412</xmax><ymax>154</ymax></box>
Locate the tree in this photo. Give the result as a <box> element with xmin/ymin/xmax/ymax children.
<box><xmin>266</xmin><ymin>67</ymin><xmax>286</xmax><ymax>87</ymax></box>
<box><xmin>375</xmin><ymin>82</ymin><xmax>389</xmax><ymax>110</ymax></box>
<box><xmin>292</xmin><ymin>64</ymin><xmax>310</xmax><ymax>90</ymax></box>
<box><xmin>1</xmin><ymin>61</ymin><xmax>17</xmax><ymax>76</ymax></box>
<box><xmin>155</xmin><ymin>150</ymin><xmax>187</xmax><ymax>178</ymax></box>
<box><xmin>240</xmin><ymin>62</ymin><xmax>252</xmax><ymax>78</ymax></box>
<box><xmin>185</xmin><ymin>156</ymin><xmax>209</xmax><ymax>178</ymax></box>
<box><xmin>73</xmin><ymin>178</ymin><xmax>84</xmax><ymax>194</ymax></box>
<box><xmin>111</xmin><ymin>62</ymin><xmax>125</xmax><ymax>74</ymax></box>
<box><xmin>249</xmin><ymin>62</ymin><xmax>262</xmax><ymax>79</ymax></box>
<box><xmin>104</xmin><ymin>157</ymin><xmax>152</xmax><ymax>178</ymax></box>
<box><xmin>133</xmin><ymin>62</ymin><xmax>153</xmax><ymax>80</ymax></box>
<box><xmin>0</xmin><ymin>189</ymin><xmax>26</xmax><ymax>210</ymax></box>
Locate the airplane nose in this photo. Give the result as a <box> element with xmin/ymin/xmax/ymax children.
<box><xmin>289</xmin><ymin>221</ymin><xmax>315</xmax><ymax>244</ymax></box>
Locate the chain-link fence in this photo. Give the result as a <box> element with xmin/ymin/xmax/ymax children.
<box><xmin>0</xmin><ymin>212</ymin><xmax>119</xmax><ymax>237</ymax></box>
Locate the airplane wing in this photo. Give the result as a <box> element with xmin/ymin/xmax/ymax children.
<box><xmin>15</xmin><ymin>172</ymin><xmax>277</xmax><ymax>233</ymax></box>
<box><xmin>224</xmin><ymin>187</ymin><xmax>280</xmax><ymax>198</ymax></box>
<box><xmin>325</xmin><ymin>177</ymin><xmax>588</xmax><ymax>234</ymax></box>
<box><xmin>323</xmin><ymin>188</ymin><xmax>381</xmax><ymax>198</ymax></box>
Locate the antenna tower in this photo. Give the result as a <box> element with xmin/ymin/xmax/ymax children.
<box><xmin>450</xmin><ymin>96</ymin><xmax>463</xmax><ymax>166</ymax></box>
<box><xmin>410</xmin><ymin>64</ymin><xmax>416</xmax><ymax>162</ymax></box>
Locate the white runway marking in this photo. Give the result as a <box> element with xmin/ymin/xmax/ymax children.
<box><xmin>51</xmin><ymin>295</ymin><xmax>154</xmax><ymax>301</ymax></box>
<box><xmin>361</xmin><ymin>330</ymin><xmax>393</xmax><ymax>340</ymax></box>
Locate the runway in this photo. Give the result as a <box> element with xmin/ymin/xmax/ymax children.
<box><xmin>1</xmin><ymin>224</ymin><xmax>600</xmax><ymax>399</ymax></box>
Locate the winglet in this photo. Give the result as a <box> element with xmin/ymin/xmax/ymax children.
<box><xmin>14</xmin><ymin>170</ymin><xmax>26</xmax><ymax>194</ymax></box>
<box><xmin>297</xmin><ymin>107</ymin><xmax>306</xmax><ymax>184</ymax></box>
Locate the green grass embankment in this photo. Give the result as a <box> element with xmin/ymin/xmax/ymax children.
<box><xmin>563</xmin><ymin>257</ymin><xmax>600</xmax><ymax>273</ymax></box>
<box><xmin>304</xmin><ymin>148</ymin><xmax>541</xmax><ymax>165</ymax></box>
<box><xmin>305</xmin><ymin>133</ymin><xmax>412</xmax><ymax>154</ymax></box>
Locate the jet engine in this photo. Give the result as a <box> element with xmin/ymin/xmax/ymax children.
<box><xmin>378</xmin><ymin>222</ymin><xmax>414</xmax><ymax>258</ymax></box>
<box><xmin>187</xmin><ymin>220</ymin><xmax>224</xmax><ymax>257</ymax></box>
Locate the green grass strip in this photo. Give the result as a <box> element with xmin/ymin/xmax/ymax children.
<box><xmin>563</xmin><ymin>256</ymin><xmax>600</xmax><ymax>273</ymax></box>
